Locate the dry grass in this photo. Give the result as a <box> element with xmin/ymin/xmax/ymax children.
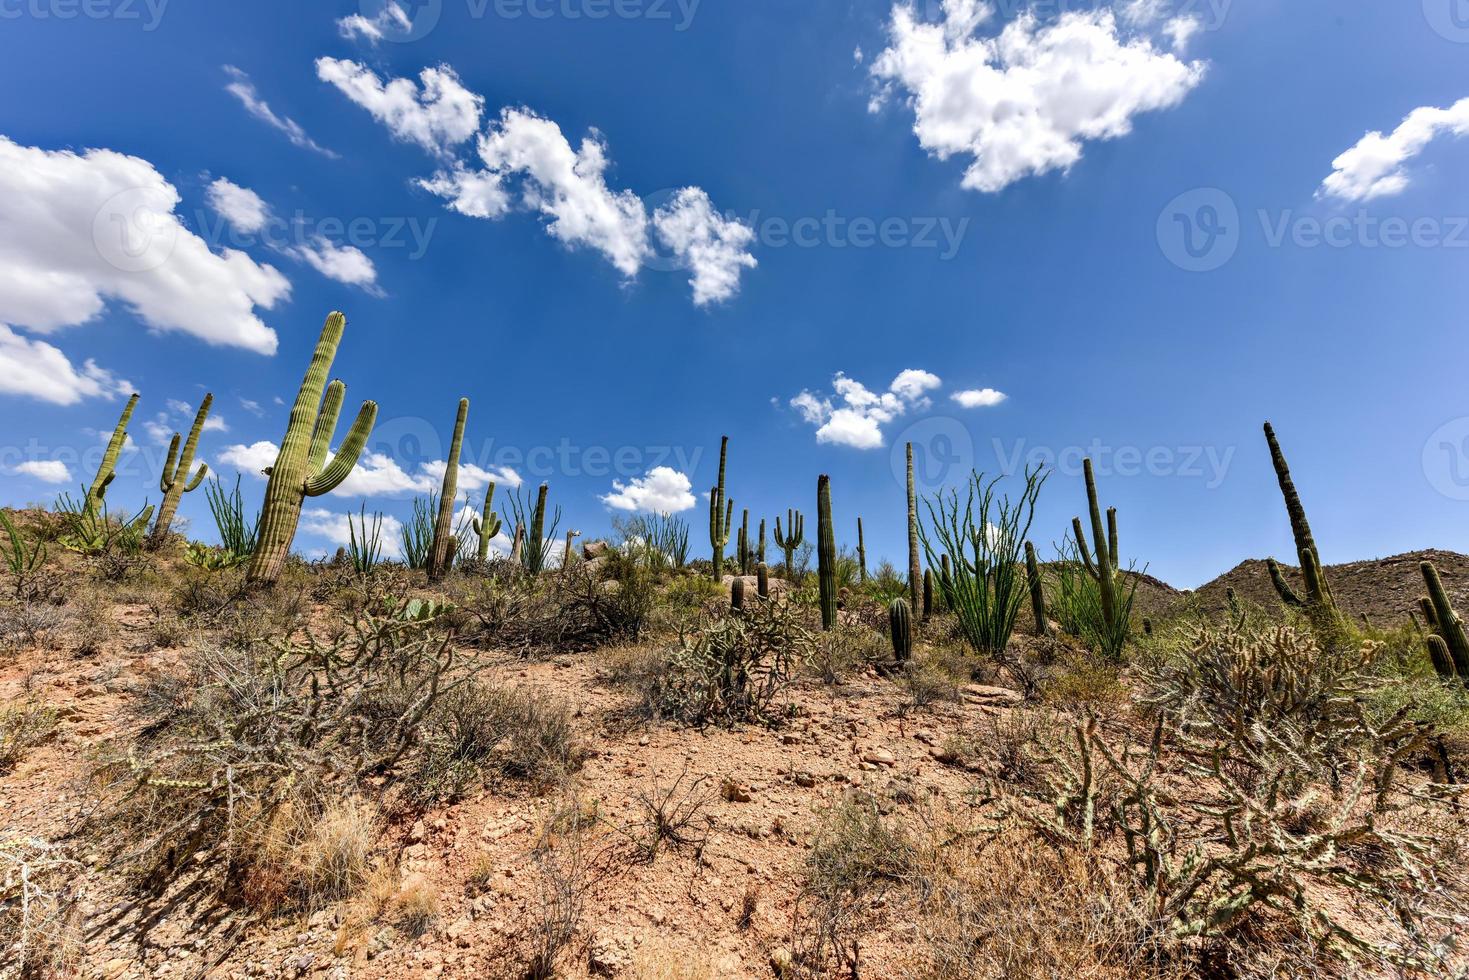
<box><xmin>0</xmin><ymin>697</ymin><xmax>58</xmax><ymax>772</ymax></box>
<box><xmin>0</xmin><ymin>835</ymin><xmax>83</xmax><ymax>979</ymax></box>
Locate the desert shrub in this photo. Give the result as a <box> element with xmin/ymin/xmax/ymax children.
<box><xmin>417</xmin><ymin>681</ymin><xmax>584</xmax><ymax>800</ymax></box>
<box><xmin>808</xmin><ymin>622</ymin><xmax>886</xmax><ymax>684</ymax></box>
<box><xmin>899</xmin><ymin>651</ymin><xmax>968</xmax><ymax>712</ymax></box>
<box><xmin>243</xmin><ymin>799</ymin><xmax>378</xmax><ymax>914</ymax></box>
<box><xmin>614</xmin><ymin>512</ymin><xmax>691</xmax><ymax>573</ymax></box>
<box><xmin>1038</xmin><ymin>649</ymin><xmax>1127</xmax><ymax>710</ymax></box>
<box><xmin>0</xmin><ymin>697</ymin><xmax>58</xmax><ymax>772</ymax></box>
<box><xmin>460</xmin><ymin>558</ymin><xmax>654</xmax><ymax>656</ymax></box>
<box><xmin>0</xmin><ymin>835</ymin><xmax>83</xmax><ymax>979</ymax></box>
<box><xmin>626</xmin><ymin>765</ymin><xmax>714</xmax><ymax>863</ymax></box>
<box><xmin>0</xmin><ymin>510</ymin><xmax>63</xmax><ymax>606</ymax></box>
<box><xmin>643</xmin><ymin>598</ymin><xmax>816</xmax><ymax>725</ymax></box>
<box><xmin>0</xmin><ymin>601</ymin><xmax>68</xmax><ymax>655</ymax></box>
<box><xmin>860</xmin><ymin>559</ymin><xmax>908</xmax><ymax>606</ymax></box>
<box><xmin>1049</xmin><ymin>547</ymin><xmax>1139</xmax><ymax>663</ymax></box>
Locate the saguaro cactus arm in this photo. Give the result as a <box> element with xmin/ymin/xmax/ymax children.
<box><xmin>428</xmin><ymin>397</ymin><xmax>469</xmax><ymax>580</ymax></box>
<box><xmin>88</xmin><ymin>393</ymin><xmax>140</xmax><ymax>505</ymax></box>
<box><xmin>304</xmin><ymin>401</ymin><xmax>378</xmax><ymax>496</ymax></box>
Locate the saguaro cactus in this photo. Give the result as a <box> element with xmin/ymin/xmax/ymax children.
<box><xmin>473</xmin><ymin>483</ymin><xmax>502</xmax><ymax>562</ymax></box>
<box><xmin>1072</xmin><ymin>458</ymin><xmax>1121</xmax><ymax>636</ymax></box>
<box><xmin>1024</xmin><ymin>541</ymin><xmax>1048</xmax><ymax>636</ymax></box>
<box><xmin>774</xmin><ymin>509</ymin><xmax>804</xmax><ymax>578</ymax></box>
<box><xmin>738</xmin><ymin>508</ymin><xmax>751</xmax><ymax>575</ymax></box>
<box><xmin>758</xmin><ymin>518</ymin><xmax>767</xmax><ymax>566</ymax></box>
<box><xmin>88</xmin><ymin>393</ymin><xmax>140</xmax><ymax>507</ymax></box>
<box><xmin>757</xmin><ymin>562</ymin><xmax>770</xmax><ymax>598</ymax></box>
<box><xmin>906</xmin><ymin>443</ymin><xmax>921</xmax><ymax>613</ymax></box>
<box><xmin>147</xmin><ymin>393</ymin><xmax>212</xmax><ymax>549</ymax></box>
<box><xmin>248</xmin><ymin>312</ymin><xmax>378</xmax><ymax>585</ymax></box>
<box><xmin>1264</xmin><ymin>423</ymin><xmax>1336</xmax><ymax>619</ymax></box>
<box><xmin>510</xmin><ymin>523</ymin><xmax>525</xmax><ymax>563</ymax></box>
<box><xmin>857</xmin><ymin>517</ymin><xmax>867</xmax><ymax>583</ymax></box>
<box><xmin>731</xmin><ymin>576</ymin><xmax>746</xmax><ymax>612</ymax></box>
<box><xmin>709</xmin><ymin>435</ymin><xmax>732</xmax><ymax>581</ymax></box>
<box><xmin>525</xmin><ymin>484</ymin><xmax>551</xmax><ymax>573</ymax></box>
<box><xmin>923</xmin><ymin>569</ymin><xmax>934</xmax><ymax>621</ymax></box>
<box><xmin>817</xmin><ymin>474</ymin><xmax>836</xmax><ymax>630</ymax></box>
<box><xmin>889</xmin><ymin>597</ymin><xmax>912</xmax><ymax>663</ymax></box>
<box><xmin>428</xmin><ymin>398</ymin><xmax>469</xmax><ymax>581</ymax></box>
<box><xmin>1421</xmin><ymin>560</ymin><xmax>1469</xmax><ymax>680</ymax></box>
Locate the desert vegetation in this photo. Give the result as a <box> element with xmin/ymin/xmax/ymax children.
<box><xmin>1</xmin><ymin>311</ymin><xmax>1466</xmax><ymax>978</ymax></box>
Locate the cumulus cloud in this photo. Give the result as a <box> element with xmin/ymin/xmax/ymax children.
<box><xmin>218</xmin><ymin>440</ymin><xmax>279</xmax><ymax>476</ymax></box>
<box><xmin>789</xmin><ymin>369</ymin><xmax>942</xmax><ymax>449</ymax></box>
<box><xmin>206</xmin><ymin>178</ymin><xmax>270</xmax><ymax>235</ymax></box>
<box><xmin>288</xmin><ymin>237</ymin><xmax>383</xmax><ymax>295</ymax></box>
<box><xmin>0</xmin><ymin>136</ymin><xmax>290</xmax><ymax>380</ymax></box>
<box><xmin>10</xmin><ymin>459</ymin><xmax>72</xmax><ymax>484</ymax></box>
<box><xmin>300</xmin><ymin>507</ymin><xmax>406</xmax><ymax>558</ymax></box>
<box><xmin>951</xmin><ymin>387</ymin><xmax>1007</xmax><ymax>408</ymax></box>
<box><xmin>337</xmin><ymin>1</ymin><xmax>416</xmax><ymax>43</ymax></box>
<box><xmin>651</xmin><ymin>188</ymin><xmax>758</xmax><ymax>306</ymax></box>
<box><xmin>223</xmin><ymin>66</ymin><xmax>339</xmax><ymax>159</ymax></box>
<box><xmin>1319</xmin><ymin>97</ymin><xmax>1469</xmax><ymax>202</ymax></box>
<box><xmin>868</xmin><ymin>1</ymin><xmax>1206</xmax><ymax>192</ymax></box>
<box><xmin>316</xmin><ymin>58</ymin><xmax>483</xmax><ymax>157</ymax></box>
<box><xmin>601</xmin><ymin>467</ymin><xmax>698</xmax><ymax>513</ymax></box>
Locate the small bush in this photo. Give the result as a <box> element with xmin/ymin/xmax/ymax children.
<box><xmin>0</xmin><ymin>697</ymin><xmax>59</xmax><ymax>772</ymax></box>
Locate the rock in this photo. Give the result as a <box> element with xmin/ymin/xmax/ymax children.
<box><xmin>583</xmin><ymin>540</ymin><xmax>611</xmax><ymax>560</ymax></box>
<box><xmin>587</xmin><ymin>931</ymin><xmax>632</xmax><ymax>975</ymax></box>
<box><xmin>721</xmin><ymin>778</ymin><xmax>753</xmax><ymax>802</ymax></box>
<box><xmin>408</xmin><ymin>820</ymin><xmax>427</xmax><ymax>842</ymax></box>
<box><xmin>791</xmin><ymin>771</ymin><xmax>817</xmax><ymax>788</ymax></box>
<box><xmin>104</xmin><ymin>958</ymin><xmax>132</xmax><ymax>979</ymax></box>
<box><xmin>770</xmin><ymin>947</ymin><xmax>795</xmax><ymax>977</ymax></box>
<box><xmin>861</xmin><ymin>748</ymin><xmax>896</xmax><ymax>767</ymax></box>
<box><xmin>964</xmin><ymin>684</ymin><xmax>1023</xmax><ymax>706</ymax></box>
<box><xmin>446</xmin><ymin>918</ymin><xmax>474</xmax><ymax>947</ymax></box>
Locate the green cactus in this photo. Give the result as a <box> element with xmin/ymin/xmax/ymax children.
<box><xmin>889</xmin><ymin>597</ymin><xmax>912</xmax><ymax>664</ymax></box>
<box><xmin>428</xmin><ymin>398</ymin><xmax>469</xmax><ymax>581</ymax></box>
<box><xmin>709</xmin><ymin>435</ymin><xmax>732</xmax><ymax>581</ymax></box>
<box><xmin>731</xmin><ymin>576</ymin><xmax>745</xmax><ymax>612</ymax></box>
<box><xmin>857</xmin><ymin>517</ymin><xmax>867</xmax><ymax>583</ymax></box>
<box><xmin>1421</xmin><ymin>561</ymin><xmax>1469</xmax><ymax>680</ymax></box>
<box><xmin>525</xmin><ymin>484</ymin><xmax>551</xmax><ymax>573</ymax></box>
<box><xmin>87</xmin><ymin>393</ymin><xmax>140</xmax><ymax>507</ymax></box>
<box><xmin>817</xmin><ymin>474</ymin><xmax>836</xmax><ymax>631</ymax></box>
<box><xmin>473</xmin><ymin>482</ymin><xmax>503</xmax><ymax>562</ymax></box>
<box><xmin>774</xmin><ymin>508</ymin><xmax>804</xmax><ymax>578</ymax></box>
<box><xmin>758</xmin><ymin>518</ymin><xmax>766</xmax><ymax>567</ymax></box>
<box><xmin>510</xmin><ymin>523</ymin><xmax>525</xmax><ymax>563</ymax></box>
<box><xmin>1072</xmin><ymin>458</ymin><xmax>1121</xmax><ymax>637</ymax></box>
<box><xmin>757</xmin><ymin>561</ymin><xmax>769</xmax><ymax>599</ymax></box>
<box><xmin>1263</xmin><ymin>423</ymin><xmax>1337</xmax><ymax>620</ymax></box>
<box><xmin>906</xmin><ymin>442</ymin><xmax>921</xmax><ymax>613</ymax></box>
<box><xmin>1426</xmin><ymin>636</ymin><xmax>1457</xmax><ymax>680</ymax></box>
<box><xmin>1024</xmin><ymin>540</ymin><xmax>1048</xmax><ymax>636</ymax></box>
<box><xmin>147</xmin><ymin>393</ymin><xmax>212</xmax><ymax>549</ymax></box>
<box><xmin>923</xmin><ymin>568</ymin><xmax>934</xmax><ymax>621</ymax></box>
<box><xmin>247</xmin><ymin>312</ymin><xmax>378</xmax><ymax>585</ymax></box>
<box><xmin>738</xmin><ymin>508</ymin><xmax>751</xmax><ymax>575</ymax></box>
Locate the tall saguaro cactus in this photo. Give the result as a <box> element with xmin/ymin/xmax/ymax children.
<box><xmin>147</xmin><ymin>393</ymin><xmax>212</xmax><ymax>549</ymax></box>
<box><xmin>738</xmin><ymin>508</ymin><xmax>751</xmax><ymax>575</ymax></box>
<box><xmin>857</xmin><ymin>517</ymin><xmax>867</xmax><ymax>583</ymax></box>
<box><xmin>88</xmin><ymin>393</ymin><xmax>140</xmax><ymax>507</ymax></box>
<box><xmin>758</xmin><ymin>518</ymin><xmax>766</xmax><ymax>567</ymax></box>
<box><xmin>709</xmin><ymin>435</ymin><xmax>732</xmax><ymax>581</ymax></box>
<box><xmin>1072</xmin><ymin>458</ymin><xmax>1120</xmax><ymax>635</ymax></box>
<box><xmin>428</xmin><ymin>398</ymin><xmax>469</xmax><ymax>581</ymax></box>
<box><xmin>817</xmin><ymin>474</ymin><xmax>836</xmax><ymax>630</ymax></box>
<box><xmin>774</xmin><ymin>509</ymin><xmax>804</xmax><ymax>579</ymax></box>
<box><xmin>1025</xmin><ymin>540</ymin><xmax>1049</xmax><ymax>636</ymax></box>
<box><xmin>1421</xmin><ymin>560</ymin><xmax>1469</xmax><ymax>680</ymax></box>
<box><xmin>248</xmin><ymin>312</ymin><xmax>378</xmax><ymax>585</ymax></box>
<box><xmin>1264</xmin><ymin>422</ymin><xmax>1336</xmax><ymax>619</ymax></box>
<box><xmin>473</xmin><ymin>483</ymin><xmax>502</xmax><ymax>562</ymax></box>
<box><xmin>906</xmin><ymin>442</ymin><xmax>921</xmax><ymax>614</ymax></box>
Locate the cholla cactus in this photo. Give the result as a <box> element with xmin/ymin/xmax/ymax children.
<box><xmin>774</xmin><ymin>508</ymin><xmax>804</xmax><ymax>577</ymax></box>
<box><xmin>709</xmin><ymin>436</ymin><xmax>732</xmax><ymax>580</ymax></box>
<box><xmin>427</xmin><ymin>398</ymin><xmax>469</xmax><ymax>581</ymax></box>
<box><xmin>88</xmin><ymin>393</ymin><xmax>140</xmax><ymax>507</ymax></box>
<box><xmin>247</xmin><ymin>312</ymin><xmax>378</xmax><ymax>585</ymax></box>
<box><xmin>473</xmin><ymin>483</ymin><xmax>502</xmax><ymax>562</ymax></box>
<box><xmin>147</xmin><ymin>393</ymin><xmax>212</xmax><ymax>549</ymax></box>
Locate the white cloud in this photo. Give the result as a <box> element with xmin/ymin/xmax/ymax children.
<box><xmin>223</xmin><ymin>66</ymin><xmax>339</xmax><ymax>159</ymax></box>
<box><xmin>146</xmin><ymin>404</ymin><xmax>230</xmax><ymax>444</ymax></box>
<box><xmin>1319</xmin><ymin>97</ymin><xmax>1469</xmax><ymax>202</ymax></box>
<box><xmin>300</xmin><ymin>506</ymin><xmax>406</xmax><ymax>558</ymax></box>
<box><xmin>416</xmin><ymin>459</ymin><xmax>523</xmax><ymax>494</ymax></box>
<box><xmin>288</xmin><ymin>237</ymin><xmax>382</xmax><ymax>295</ymax></box>
<box><xmin>337</xmin><ymin>1</ymin><xmax>414</xmax><ymax>43</ymax></box>
<box><xmin>330</xmin><ymin>450</ymin><xmax>424</xmax><ymax>497</ymax></box>
<box><xmin>951</xmin><ymin>387</ymin><xmax>1007</xmax><ymax>408</ymax></box>
<box><xmin>206</xmin><ymin>178</ymin><xmax>270</xmax><ymax>234</ymax></box>
<box><xmin>0</xmin><ymin>136</ymin><xmax>290</xmax><ymax>367</ymax></box>
<box><xmin>601</xmin><ymin>466</ymin><xmax>698</xmax><ymax>513</ymax></box>
<box><xmin>239</xmin><ymin>397</ymin><xmax>264</xmax><ymax>416</ymax></box>
<box><xmin>218</xmin><ymin>440</ymin><xmax>279</xmax><ymax>476</ymax></box>
<box><xmin>651</xmin><ymin>188</ymin><xmax>758</xmax><ymax>306</ymax></box>
<box><xmin>789</xmin><ymin>369</ymin><xmax>943</xmax><ymax>449</ymax></box>
<box><xmin>869</xmin><ymin>2</ymin><xmax>1206</xmax><ymax>192</ymax></box>
<box><xmin>0</xmin><ymin>325</ymin><xmax>131</xmax><ymax>405</ymax></box>
<box><xmin>10</xmin><ymin>459</ymin><xmax>72</xmax><ymax>484</ymax></box>
<box><xmin>316</xmin><ymin>58</ymin><xmax>483</xmax><ymax>157</ymax></box>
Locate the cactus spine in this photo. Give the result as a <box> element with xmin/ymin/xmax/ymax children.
<box><xmin>428</xmin><ymin>398</ymin><xmax>469</xmax><ymax>581</ymax></box>
<box><xmin>889</xmin><ymin>598</ymin><xmax>912</xmax><ymax>664</ymax></box>
<box><xmin>88</xmin><ymin>393</ymin><xmax>140</xmax><ymax>507</ymax></box>
<box><xmin>709</xmin><ymin>435</ymin><xmax>732</xmax><ymax>581</ymax></box>
<box><xmin>1072</xmin><ymin>458</ymin><xmax>1120</xmax><ymax>635</ymax></box>
<box><xmin>248</xmin><ymin>312</ymin><xmax>377</xmax><ymax>585</ymax></box>
<box><xmin>1024</xmin><ymin>540</ymin><xmax>1048</xmax><ymax>636</ymax></box>
<box><xmin>817</xmin><ymin>474</ymin><xmax>836</xmax><ymax>630</ymax></box>
<box><xmin>857</xmin><ymin>517</ymin><xmax>867</xmax><ymax>583</ymax></box>
<box><xmin>1421</xmin><ymin>561</ymin><xmax>1469</xmax><ymax>680</ymax></box>
<box><xmin>473</xmin><ymin>483</ymin><xmax>502</xmax><ymax>561</ymax></box>
<box><xmin>906</xmin><ymin>442</ymin><xmax>921</xmax><ymax>613</ymax></box>
<box><xmin>757</xmin><ymin>561</ymin><xmax>769</xmax><ymax>598</ymax></box>
<box><xmin>774</xmin><ymin>509</ymin><xmax>804</xmax><ymax>578</ymax></box>
<box><xmin>1264</xmin><ymin>423</ymin><xmax>1336</xmax><ymax>619</ymax></box>
<box><xmin>147</xmin><ymin>393</ymin><xmax>212</xmax><ymax>549</ymax></box>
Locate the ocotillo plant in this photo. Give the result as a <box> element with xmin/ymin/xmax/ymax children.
<box><xmin>87</xmin><ymin>393</ymin><xmax>140</xmax><ymax>507</ymax></box>
<box><xmin>709</xmin><ymin>435</ymin><xmax>732</xmax><ymax>581</ymax></box>
<box><xmin>473</xmin><ymin>483</ymin><xmax>502</xmax><ymax>561</ymax></box>
<box><xmin>1024</xmin><ymin>541</ymin><xmax>1048</xmax><ymax>635</ymax></box>
<box><xmin>774</xmin><ymin>509</ymin><xmax>804</xmax><ymax>579</ymax></box>
<box><xmin>1421</xmin><ymin>560</ymin><xmax>1469</xmax><ymax>680</ymax></box>
<box><xmin>757</xmin><ymin>562</ymin><xmax>769</xmax><ymax>598</ymax></box>
<box><xmin>248</xmin><ymin>312</ymin><xmax>377</xmax><ymax>585</ymax></box>
<box><xmin>1072</xmin><ymin>458</ymin><xmax>1123</xmax><ymax>639</ymax></box>
<box><xmin>427</xmin><ymin>398</ymin><xmax>469</xmax><ymax>581</ymax></box>
<box><xmin>1263</xmin><ymin>422</ymin><xmax>1337</xmax><ymax>620</ymax></box>
<box><xmin>147</xmin><ymin>393</ymin><xmax>212</xmax><ymax>549</ymax></box>
<box><xmin>817</xmin><ymin>474</ymin><xmax>836</xmax><ymax>630</ymax></box>
<box><xmin>889</xmin><ymin>597</ymin><xmax>912</xmax><ymax>663</ymax></box>
<box><xmin>857</xmin><ymin>517</ymin><xmax>867</xmax><ymax>583</ymax></box>
<box><xmin>906</xmin><ymin>442</ymin><xmax>921</xmax><ymax>614</ymax></box>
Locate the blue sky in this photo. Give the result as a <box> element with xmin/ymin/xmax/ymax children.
<box><xmin>1</xmin><ymin>0</ymin><xmax>1467</xmax><ymax>587</ymax></box>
